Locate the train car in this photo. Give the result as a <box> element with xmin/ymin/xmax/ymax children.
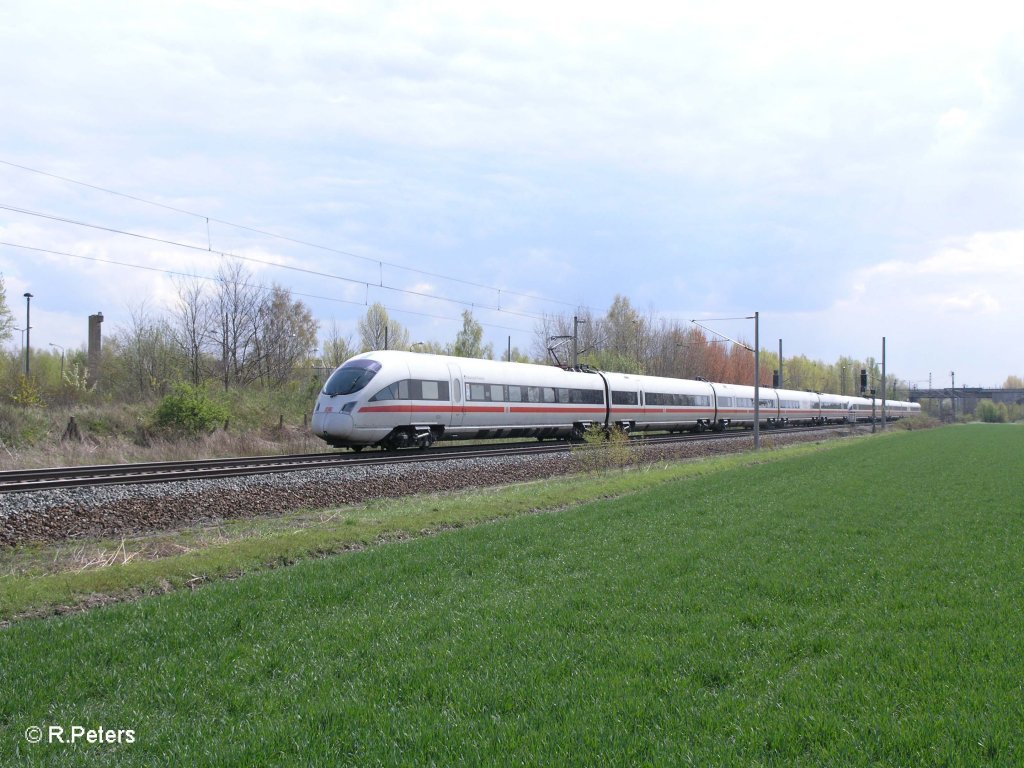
<box><xmin>882</xmin><ymin>400</ymin><xmax>921</xmax><ymax>419</ymax></box>
<box><xmin>312</xmin><ymin>351</ymin><xmax>610</xmax><ymax>449</ymax></box>
<box><xmin>603</xmin><ymin>372</ymin><xmax>717</xmax><ymax>434</ymax></box>
<box><xmin>818</xmin><ymin>393</ymin><xmax>849</xmax><ymax>424</ymax></box>
<box><xmin>773</xmin><ymin>388</ymin><xmax>821</xmax><ymax>427</ymax></box>
<box><xmin>847</xmin><ymin>395</ymin><xmax>876</xmax><ymax>422</ymax></box>
<box><xmin>312</xmin><ymin>350</ymin><xmax>921</xmax><ymax>450</ymax></box>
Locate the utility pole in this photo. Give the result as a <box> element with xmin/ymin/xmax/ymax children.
<box><xmin>23</xmin><ymin>293</ymin><xmax>33</xmax><ymax>377</ymax></box>
<box><xmin>950</xmin><ymin>371</ymin><xmax>955</xmax><ymax>421</ymax></box>
<box><xmin>778</xmin><ymin>339</ymin><xmax>783</xmax><ymax>389</ymax></box>
<box><xmin>881</xmin><ymin>337</ymin><xmax>887</xmax><ymax>430</ymax></box>
<box><xmin>754</xmin><ymin>312</ymin><xmax>760</xmax><ymax>450</ymax></box>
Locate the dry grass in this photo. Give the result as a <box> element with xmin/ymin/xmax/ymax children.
<box><xmin>0</xmin><ymin>421</ymin><xmax>324</xmax><ymax>470</ymax></box>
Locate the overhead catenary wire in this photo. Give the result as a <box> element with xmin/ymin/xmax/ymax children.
<box><xmin>0</xmin><ymin>241</ymin><xmax>534</xmax><ymax>334</ymax></box>
<box><xmin>0</xmin><ymin>202</ymin><xmax>547</xmax><ymax>323</ymax></box>
<box><xmin>0</xmin><ymin>158</ymin><xmax>595</xmax><ymax>313</ymax></box>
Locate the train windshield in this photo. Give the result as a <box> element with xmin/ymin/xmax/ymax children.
<box><xmin>323</xmin><ymin>359</ymin><xmax>382</xmax><ymax>396</ymax></box>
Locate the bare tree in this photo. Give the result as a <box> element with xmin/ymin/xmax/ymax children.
<box><xmin>321</xmin><ymin>320</ymin><xmax>356</xmax><ymax>370</ymax></box>
<box><xmin>532</xmin><ymin>309</ymin><xmax>600</xmax><ymax>366</ymax></box>
<box><xmin>0</xmin><ymin>274</ymin><xmax>13</xmax><ymax>343</ymax></box>
<box><xmin>170</xmin><ymin>276</ymin><xmax>212</xmax><ymax>386</ymax></box>
<box><xmin>210</xmin><ymin>259</ymin><xmax>261</xmax><ymax>390</ymax></box>
<box><xmin>108</xmin><ymin>301</ymin><xmax>183</xmax><ymax>399</ymax></box>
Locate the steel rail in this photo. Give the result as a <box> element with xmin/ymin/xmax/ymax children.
<box><xmin>0</xmin><ymin>424</ymin><xmax>853</xmax><ymax>494</ymax></box>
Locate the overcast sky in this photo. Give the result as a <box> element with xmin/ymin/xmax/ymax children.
<box><xmin>2</xmin><ymin>0</ymin><xmax>1022</xmax><ymax>387</ymax></box>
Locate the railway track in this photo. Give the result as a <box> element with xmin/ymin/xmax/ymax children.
<box><xmin>0</xmin><ymin>424</ymin><xmax>852</xmax><ymax>494</ymax></box>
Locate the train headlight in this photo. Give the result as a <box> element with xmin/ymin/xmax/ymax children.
<box><xmin>341</xmin><ymin>401</ymin><xmax>356</xmax><ymax>414</ymax></box>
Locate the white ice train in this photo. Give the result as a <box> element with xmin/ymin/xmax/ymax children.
<box><xmin>311</xmin><ymin>350</ymin><xmax>920</xmax><ymax>450</ymax></box>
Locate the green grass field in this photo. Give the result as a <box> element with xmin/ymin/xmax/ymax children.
<box><xmin>2</xmin><ymin>425</ymin><xmax>1022</xmax><ymax>766</ymax></box>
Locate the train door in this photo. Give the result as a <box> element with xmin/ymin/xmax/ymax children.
<box><xmin>447</xmin><ymin>362</ymin><xmax>464</xmax><ymax>427</ymax></box>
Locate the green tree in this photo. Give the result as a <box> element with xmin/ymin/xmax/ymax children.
<box><xmin>253</xmin><ymin>285</ymin><xmax>319</xmax><ymax>386</ymax></box>
<box><xmin>450</xmin><ymin>311</ymin><xmax>493</xmax><ymax>359</ymax></box>
<box><xmin>358</xmin><ymin>303</ymin><xmax>409</xmax><ymax>352</ymax></box>
<box><xmin>602</xmin><ymin>295</ymin><xmax>644</xmax><ymax>368</ymax></box>
<box><xmin>507</xmin><ymin>346</ymin><xmax>531</xmax><ymax>363</ymax></box>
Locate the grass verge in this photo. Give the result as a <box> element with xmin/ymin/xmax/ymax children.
<box><xmin>1</xmin><ymin>425</ymin><xmax>1021</xmax><ymax>765</ymax></box>
<box><xmin>1</xmin><ymin>435</ymin><xmax>846</xmax><ymax>622</ymax></box>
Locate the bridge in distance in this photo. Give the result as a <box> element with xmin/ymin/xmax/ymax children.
<box><xmin>908</xmin><ymin>387</ymin><xmax>1024</xmax><ymax>417</ymax></box>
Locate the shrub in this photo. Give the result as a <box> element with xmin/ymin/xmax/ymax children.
<box><xmin>975</xmin><ymin>399</ymin><xmax>1009</xmax><ymax>423</ymax></box>
<box><xmin>571</xmin><ymin>425</ymin><xmax>634</xmax><ymax>472</ymax></box>
<box><xmin>152</xmin><ymin>385</ymin><xmax>229</xmax><ymax>436</ymax></box>
<box><xmin>9</xmin><ymin>376</ymin><xmax>45</xmax><ymax>408</ymax></box>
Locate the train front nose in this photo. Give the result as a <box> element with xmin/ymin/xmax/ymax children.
<box><xmin>312</xmin><ymin>400</ymin><xmax>356</xmax><ymax>445</ymax></box>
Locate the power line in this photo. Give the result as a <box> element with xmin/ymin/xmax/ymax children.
<box><xmin>0</xmin><ymin>240</ymin><xmax>533</xmax><ymax>334</ymax></box>
<box><xmin>0</xmin><ymin>202</ymin><xmax>547</xmax><ymax>322</ymax></box>
<box><xmin>0</xmin><ymin>157</ymin><xmax>593</xmax><ymax>312</ymax></box>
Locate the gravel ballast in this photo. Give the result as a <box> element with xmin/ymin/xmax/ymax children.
<box><xmin>0</xmin><ymin>430</ymin><xmax>862</xmax><ymax>548</ymax></box>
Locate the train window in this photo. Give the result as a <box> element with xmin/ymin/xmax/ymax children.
<box><xmin>489</xmin><ymin>384</ymin><xmax>506</xmax><ymax>402</ymax></box>
<box><xmin>369</xmin><ymin>383</ymin><xmax>396</xmax><ymax>401</ymax></box>
<box><xmin>718</xmin><ymin>396</ymin><xmax>734</xmax><ymax>407</ymax></box>
<box><xmin>507</xmin><ymin>385</ymin><xmax>523</xmax><ymax>402</ymax></box>
<box><xmin>543</xmin><ymin>388</ymin><xmax>556</xmax><ymax>403</ymax></box>
<box><xmin>646</xmin><ymin>392</ymin><xmax>708</xmax><ymax>407</ymax></box>
<box><xmin>468</xmin><ymin>383</ymin><xmax>487</xmax><ymax>401</ymax></box>
<box><xmin>323</xmin><ymin>359</ymin><xmax>381</xmax><ymax>396</ymax></box>
<box><xmin>556</xmin><ymin>388</ymin><xmax>570</xmax><ymax>404</ymax></box>
<box><xmin>370</xmin><ymin>379</ymin><xmax>441</xmax><ymax>401</ymax></box>
<box><xmin>409</xmin><ymin>380</ymin><xmax>448</xmax><ymax>401</ymax></box>
<box><xmin>612</xmin><ymin>390</ymin><xmax>638</xmax><ymax>405</ymax></box>
<box><xmin>526</xmin><ymin>386</ymin><xmax>542</xmax><ymax>403</ymax></box>
<box><xmin>570</xmin><ymin>389</ymin><xmax>604</xmax><ymax>404</ymax></box>
<box><xmin>736</xmin><ymin>398</ymin><xmax>754</xmax><ymax>408</ymax></box>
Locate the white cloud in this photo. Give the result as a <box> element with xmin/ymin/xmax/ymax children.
<box><xmin>773</xmin><ymin>230</ymin><xmax>1024</xmax><ymax>385</ymax></box>
<box><xmin>4</xmin><ymin>1</ymin><xmax>1024</xmax><ymax>383</ymax></box>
